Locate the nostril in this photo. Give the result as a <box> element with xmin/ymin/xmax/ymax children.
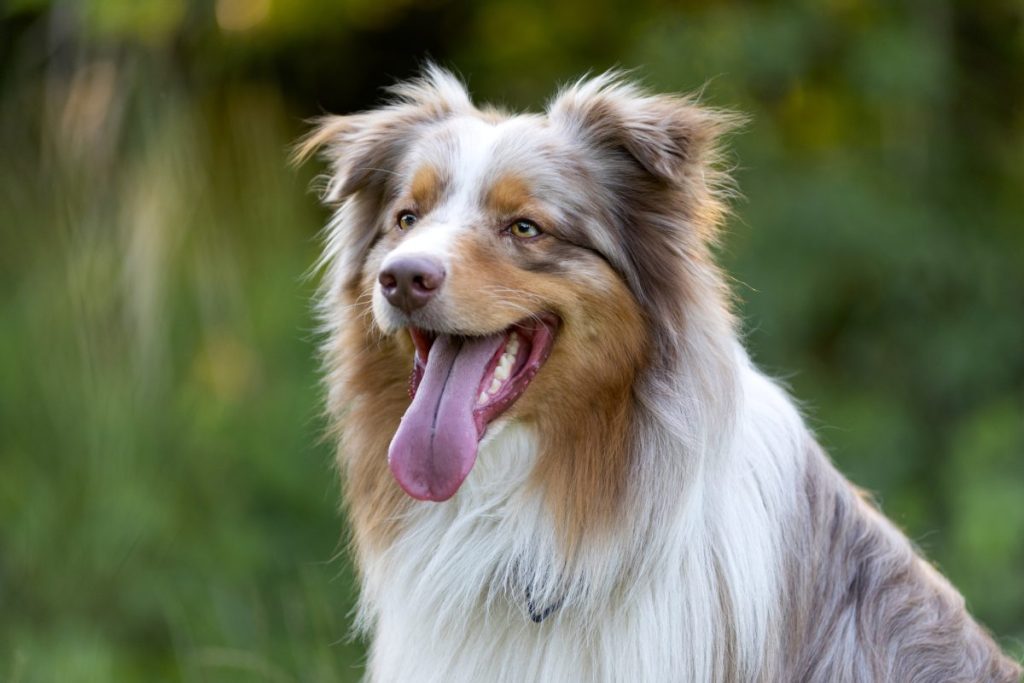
<box><xmin>412</xmin><ymin>274</ymin><xmax>439</xmax><ymax>292</ymax></box>
<box><xmin>379</xmin><ymin>270</ymin><xmax>398</xmax><ymax>290</ymax></box>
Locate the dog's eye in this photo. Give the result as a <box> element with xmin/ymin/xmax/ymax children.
<box><xmin>508</xmin><ymin>220</ymin><xmax>541</xmax><ymax>240</ymax></box>
<box><xmin>397</xmin><ymin>213</ymin><xmax>418</xmax><ymax>231</ymax></box>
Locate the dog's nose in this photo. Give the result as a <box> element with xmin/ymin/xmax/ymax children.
<box><xmin>378</xmin><ymin>256</ymin><xmax>446</xmax><ymax>313</ymax></box>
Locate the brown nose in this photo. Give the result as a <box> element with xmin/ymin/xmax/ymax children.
<box><xmin>378</xmin><ymin>256</ymin><xmax>446</xmax><ymax>313</ymax></box>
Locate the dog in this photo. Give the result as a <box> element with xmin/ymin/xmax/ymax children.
<box><xmin>297</xmin><ymin>66</ymin><xmax>1021</xmax><ymax>682</ymax></box>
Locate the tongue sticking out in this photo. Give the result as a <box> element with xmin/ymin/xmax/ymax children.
<box><xmin>388</xmin><ymin>333</ymin><xmax>504</xmax><ymax>501</ymax></box>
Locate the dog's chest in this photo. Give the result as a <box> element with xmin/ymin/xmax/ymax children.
<box><xmin>357</xmin><ymin>423</ymin><xmax>702</xmax><ymax>682</ymax></box>
<box><xmin>361</xmin><ymin>423</ymin><xmax>582</xmax><ymax>679</ymax></box>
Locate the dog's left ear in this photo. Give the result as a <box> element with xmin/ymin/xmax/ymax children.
<box><xmin>293</xmin><ymin>66</ymin><xmax>472</xmax><ymax>292</ymax></box>
<box><xmin>547</xmin><ymin>73</ymin><xmax>738</xmax><ymax>184</ymax></box>
<box><xmin>293</xmin><ymin>64</ymin><xmax>472</xmax><ymax>203</ymax></box>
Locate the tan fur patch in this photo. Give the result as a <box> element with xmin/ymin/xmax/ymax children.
<box><xmin>485</xmin><ymin>174</ymin><xmax>533</xmax><ymax>218</ymax></box>
<box><xmin>328</xmin><ymin>274</ymin><xmax>416</xmax><ymax>556</ymax></box>
<box><xmin>445</xmin><ymin>234</ymin><xmax>649</xmax><ymax>552</ymax></box>
<box><xmin>410</xmin><ymin>165</ymin><xmax>445</xmax><ymax>211</ymax></box>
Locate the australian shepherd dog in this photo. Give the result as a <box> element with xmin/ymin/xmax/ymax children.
<box><xmin>297</xmin><ymin>67</ymin><xmax>1020</xmax><ymax>682</ymax></box>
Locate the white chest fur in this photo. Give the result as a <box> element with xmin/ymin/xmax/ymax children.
<box><xmin>356</xmin><ymin>367</ymin><xmax>805</xmax><ymax>682</ymax></box>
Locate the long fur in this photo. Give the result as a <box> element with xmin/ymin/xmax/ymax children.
<box><xmin>300</xmin><ymin>66</ymin><xmax>1022</xmax><ymax>682</ymax></box>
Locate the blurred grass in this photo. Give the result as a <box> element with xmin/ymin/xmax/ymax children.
<box><xmin>2</xmin><ymin>0</ymin><xmax>1023</xmax><ymax>679</ymax></box>
<box><xmin>1</xmin><ymin>62</ymin><xmax>365</xmax><ymax>681</ymax></box>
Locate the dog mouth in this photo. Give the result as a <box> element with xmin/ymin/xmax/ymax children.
<box><xmin>387</xmin><ymin>314</ymin><xmax>559</xmax><ymax>502</ymax></box>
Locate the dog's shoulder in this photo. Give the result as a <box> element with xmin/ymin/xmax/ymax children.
<box><xmin>787</xmin><ymin>441</ymin><xmax>1022</xmax><ymax>682</ymax></box>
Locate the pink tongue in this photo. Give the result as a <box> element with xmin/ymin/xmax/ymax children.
<box><xmin>388</xmin><ymin>333</ymin><xmax>504</xmax><ymax>501</ymax></box>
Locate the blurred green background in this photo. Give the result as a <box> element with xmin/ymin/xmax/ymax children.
<box><xmin>1</xmin><ymin>0</ymin><xmax>1022</xmax><ymax>680</ymax></box>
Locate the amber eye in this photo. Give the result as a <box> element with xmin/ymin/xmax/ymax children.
<box><xmin>509</xmin><ymin>219</ymin><xmax>541</xmax><ymax>239</ymax></box>
<box><xmin>397</xmin><ymin>212</ymin><xmax>418</xmax><ymax>230</ymax></box>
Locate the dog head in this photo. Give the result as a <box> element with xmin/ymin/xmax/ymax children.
<box><xmin>300</xmin><ymin>66</ymin><xmax>736</xmax><ymax>511</ymax></box>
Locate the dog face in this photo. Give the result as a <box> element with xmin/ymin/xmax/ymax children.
<box><xmin>360</xmin><ymin>111</ymin><xmax>651</xmax><ymax>502</ymax></box>
<box><xmin>301</xmin><ymin>67</ymin><xmax>735</xmax><ymax>516</ymax></box>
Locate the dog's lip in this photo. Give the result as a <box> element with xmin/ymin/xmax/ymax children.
<box><xmin>407</xmin><ymin>313</ymin><xmax>560</xmax><ymax>428</ymax></box>
<box><xmin>408</xmin><ymin>327</ymin><xmax>435</xmax><ymax>367</ymax></box>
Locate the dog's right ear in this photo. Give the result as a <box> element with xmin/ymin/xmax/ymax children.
<box><xmin>292</xmin><ymin>65</ymin><xmax>472</xmax><ymax>204</ymax></box>
<box><xmin>547</xmin><ymin>72</ymin><xmax>741</xmax><ymax>188</ymax></box>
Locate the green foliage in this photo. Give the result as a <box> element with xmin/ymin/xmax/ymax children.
<box><xmin>2</xmin><ymin>0</ymin><xmax>1022</xmax><ymax>679</ymax></box>
<box><xmin>1</xmin><ymin>72</ymin><xmax>364</xmax><ymax>681</ymax></box>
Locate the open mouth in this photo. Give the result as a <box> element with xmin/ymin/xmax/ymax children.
<box><xmin>387</xmin><ymin>313</ymin><xmax>559</xmax><ymax>501</ymax></box>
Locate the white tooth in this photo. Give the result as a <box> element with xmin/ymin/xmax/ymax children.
<box><xmin>494</xmin><ymin>364</ymin><xmax>510</xmax><ymax>380</ymax></box>
<box><xmin>489</xmin><ymin>378</ymin><xmax>502</xmax><ymax>393</ymax></box>
<box><xmin>478</xmin><ymin>391</ymin><xmax>489</xmax><ymax>405</ymax></box>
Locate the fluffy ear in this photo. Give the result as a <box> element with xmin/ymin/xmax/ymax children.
<box><xmin>293</xmin><ymin>65</ymin><xmax>472</xmax><ymax>203</ymax></box>
<box><xmin>549</xmin><ymin>74</ymin><xmax>743</xmax><ymax>374</ymax></box>
<box><xmin>547</xmin><ymin>72</ymin><xmax>740</xmax><ymax>183</ymax></box>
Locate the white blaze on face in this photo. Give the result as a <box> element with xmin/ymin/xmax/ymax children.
<box><xmin>373</xmin><ymin>118</ymin><xmax>507</xmax><ymax>329</ymax></box>
<box><xmin>379</xmin><ymin>220</ymin><xmax>463</xmax><ymax>270</ymax></box>
<box><xmin>380</xmin><ymin>118</ymin><xmax>505</xmax><ymax>271</ymax></box>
